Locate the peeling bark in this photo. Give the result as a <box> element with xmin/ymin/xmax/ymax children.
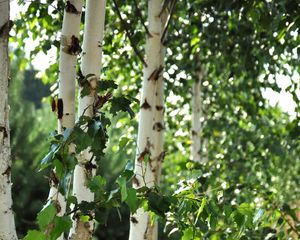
<box><xmin>0</xmin><ymin>2</ymin><xmax>17</xmax><ymax>239</ymax></box>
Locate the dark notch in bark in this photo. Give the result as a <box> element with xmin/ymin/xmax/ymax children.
<box><xmin>67</xmin><ymin>35</ymin><xmax>81</xmax><ymax>55</ymax></box>
<box><xmin>52</xmin><ymin>199</ymin><xmax>62</xmax><ymax>214</ymax></box>
<box><xmin>191</xmin><ymin>130</ymin><xmax>198</xmax><ymax>136</ymax></box>
<box><xmin>0</xmin><ymin>126</ymin><xmax>8</xmax><ymax>138</ymax></box>
<box><xmin>57</xmin><ymin>98</ymin><xmax>64</xmax><ymax>119</ymax></box>
<box><xmin>138</xmin><ymin>149</ymin><xmax>150</xmax><ymax>162</ymax></box>
<box><xmin>156</xmin><ymin>105</ymin><xmax>164</xmax><ymax>111</ymax></box>
<box><xmin>65</xmin><ymin>1</ymin><xmax>80</xmax><ymax>14</ymax></box>
<box><xmin>158</xmin><ymin>151</ymin><xmax>166</xmax><ymax>162</ymax></box>
<box><xmin>153</xmin><ymin>122</ymin><xmax>165</xmax><ymax>132</ymax></box>
<box><xmin>132</xmin><ymin>175</ymin><xmax>140</xmax><ymax>187</ymax></box>
<box><xmin>0</xmin><ymin>20</ymin><xmax>13</xmax><ymax>37</ymax></box>
<box><xmin>84</xmin><ymin>162</ymin><xmax>97</xmax><ymax>177</ymax></box>
<box><xmin>131</xmin><ymin>216</ymin><xmax>138</xmax><ymax>224</ymax></box>
<box><xmin>2</xmin><ymin>166</ymin><xmax>11</xmax><ymax>176</ymax></box>
<box><xmin>148</xmin><ymin>66</ymin><xmax>164</xmax><ymax>81</ymax></box>
<box><xmin>141</xmin><ymin>99</ymin><xmax>151</xmax><ymax>110</ymax></box>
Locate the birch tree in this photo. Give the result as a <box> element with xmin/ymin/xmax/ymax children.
<box><xmin>0</xmin><ymin>2</ymin><xmax>18</xmax><ymax>239</ymax></box>
<box><xmin>47</xmin><ymin>0</ymin><xmax>83</xmax><ymax>231</ymax></box>
<box><xmin>129</xmin><ymin>0</ymin><xmax>168</xmax><ymax>239</ymax></box>
<box><xmin>69</xmin><ymin>1</ymin><xmax>106</xmax><ymax>239</ymax></box>
<box><xmin>190</xmin><ymin>71</ymin><xmax>203</xmax><ymax>163</ymax></box>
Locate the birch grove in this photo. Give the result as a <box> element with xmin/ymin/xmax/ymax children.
<box><xmin>69</xmin><ymin>0</ymin><xmax>106</xmax><ymax>239</ymax></box>
<box><xmin>47</xmin><ymin>0</ymin><xmax>83</xmax><ymax>231</ymax></box>
<box><xmin>129</xmin><ymin>1</ymin><xmax>166</xmax><ymax>239</ymax></box>
<box><xmin>0</xmin><ymin>2</ymin><xmax>17</xmax><ymax>239</ymax></box>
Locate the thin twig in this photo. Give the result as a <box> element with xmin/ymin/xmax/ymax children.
<box><xmin>161</xmin><ymin>0</ymin><xmax>177</xmax><ymax>45</ymax></box>
<box><xmin>112</xmin><ymin>0</ymin><xmax>147</xmax><ymax>67</ymax></box>
<box><xmin>132</xmin><ymin>0</ymin><xmax>151</xmax><ymax>37</ymax></box>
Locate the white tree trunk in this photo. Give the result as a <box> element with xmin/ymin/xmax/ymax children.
<box><xmin>190</xmin><ymin>71</ymin><xmax>203</xmax><ymax>163</ymax></box>
<box><xmin>69</xmin><ymin>1</ymin><xmax>106</xmax><ymax>239</ymax></box>
<box><xmin>129</xmin><ymin>1</ymin><xmax>166</xmax><ymax>239</ymax></box>
<box><xmin>47</xmin><ymin>1</ymin><xmax>83</xmax><ymax>238</ymax></box>
<box><xmin>0</xmin><ymin>3</ymin><xmax>18</xmax><ymax>240</ymax></box>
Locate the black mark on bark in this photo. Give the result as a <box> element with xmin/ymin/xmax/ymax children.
<box><xmin>153</xmin><ymin>122</ymin><xmax>164</xmax><ymax>132</ymax></box>
<box><xmin>57</xmin><ymin>98</ymin><xmax>63</xmax><ymax>119</ymax></box>
<box><xmin>141</xmin><ymin>99</ymin><xmax>151</xmax><ymax>110</ymax></box>
<box><xmin>65</xmin><ymin>1</ymin><xmax>80</xmax><ymax>14</ymax></box>
<box><xmin>148</xmin><ymin>66</ymin><xmax>163</xmax><ymax>81</ymax></box>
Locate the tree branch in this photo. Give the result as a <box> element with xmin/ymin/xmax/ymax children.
<box><xmin>112</xmin><ymin>0</ymin><xmax>147</xmax><ymax>67</ymax></box>
<box><xmin>161</xmin><ymin>0</ymin><xmax>177</xmax><ymax>45</ymax></box>
<box><xmin>132</xmin><ymin>0</ymin><xmax>151</xmax><ymax>37</ymax></box>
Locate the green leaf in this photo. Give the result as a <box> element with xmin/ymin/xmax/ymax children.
<box><xmin>40</xmin><ymin>150</ymin><xmax>54</xmax><ymax>170</ymax></box>
<box><xmin>119</xmin><ymin>137</ymin><xmax>130</xmax><ymax>150</ymax></box>
<box><xmin>87</xmin><ymin>175</ymin><xmax>106</xmax><ymax>192</ymax></box>
<box><xmin>182</xmin><ymin>227</ymin><xmax>194</xmax><ymax>240</ymax></box>
<box><xmin>117</xmin><ymin>176</ymin><xmax>127</xmax><ymax>202</ymax></box>
<box><xmin>110</xmin><ymin>96</ymin><xmax>135</xmax><ymax>118</ymax></box>
<box><xmin>195</xmin><ymin>197</ymin><xmax>206</xmax><ymax>224</ymax></box>
<box><xmin>78</xmin><ymin>201</ymin><xmax>95</xmax><ymax>215</ymax></box>
<box><xmin>148</xmin><ymin>192</ymin><xmax>171</xmax><ymax>217</ymax></box>
<box><xmin>237</xmin><ymin>203</ymin><xmax>253</xmax><ymax>216</ymax></box>
<box><xmin>24</xmin><ymin>230</ymin><xmax>46</xmax><ymax>240</ymax></box>
<box><xmin>37</xmin><ymin>203</ymin><xmax>56</xmax><ymax>230</ymax></box>
<box><xmin>50</xmin><ymin>216</ymin><xmax>72</xmax><ymax>240</ymax></box>
<box><xmin>98</xmin><ymin>80</ymin><xmax>118</xmax><ymax>91</ymax></box>
<box><xmin>126</xmin><ymin>188</ymin><xmax>138</xmax><ymax>213</ymax></box>
<box><xmin>80</xmin><ymin>215</ymin><xmax>90</xmax><ymax>222</ymax></box>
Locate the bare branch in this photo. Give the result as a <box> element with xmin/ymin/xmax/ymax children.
<box><xmin>161</xmin><ymin>0</ymin><xmax>177</xmax><ymax>45</ymax></box>
<box><xmin>132</xmin><ymin>0</ymin><xmax>151</xmax><ymax>37</ymax></box>
<box><xmin>112</xmin><ymin>0</ymin><xmax>147</xmax><ymax>67</ymax></box>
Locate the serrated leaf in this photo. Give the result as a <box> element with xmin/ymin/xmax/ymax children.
<box><xmin>37</xmin><ymin>204</ymin><xmax>56</xmax><ymax>230</ymax></box>
<box><xmin>50</xmin><ymin>216</ymin><xmax>72</xmax><ymax>240</ymax></box>
<box><xmin>24</xmin><ymin>230</ymin><xmax>46</xmax><ymax>240</ymax></box>
<box><xmin>88</xmin><ymin>175</ymin><xmax>106</xmax><ymax>192</ymax></box>
<box><xmin>98</xmin><ymin>80</ymin><xmax>118</xmax><ymax>91</ymax></box>
<box><xmin>110</xmin><ymin>96</ymin><xmax>135</xmax><ymax>118</ymax></box>
<box><xmin>182</xmin><ymin>227</ymin><xmax>194</xmax><ymax>240</ymax></box>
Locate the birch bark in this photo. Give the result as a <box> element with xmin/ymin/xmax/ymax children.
<box><xmin>69</xmin><ymin>1</ymin><xmax>106</xmax><ymax>239</ymax></box>
<box><xmin>0</xmin><ymin>3</ymin><xmax>18</xmax><ymax>239</ymax></box>
<box><xmin>191</xmin><ymin>71</ymin><xmax>203</xmax><ymax>163</ymax></box>
<box><xmin>129</xmin><ymin>1</ymin><xmax>166</xmax><ymax>239</ymax></box>
<box><xmin>47</xmin><ymin>1</ymin><xmax>83</xmax><ymax>238</ymax></box>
